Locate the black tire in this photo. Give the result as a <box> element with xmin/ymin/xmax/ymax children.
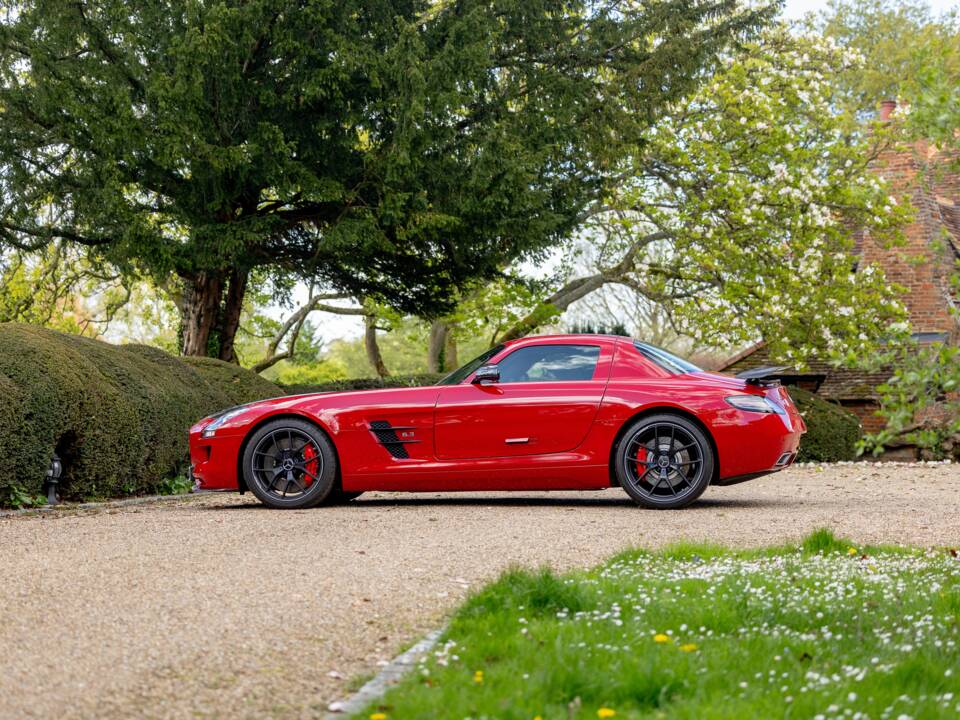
<box><xmin>242</xmin><ymin>418</ymin><xmax>337</xmax><ymax>509</ymax></box>
<box><xmin>614</xmin><ymin>413</ymin><xmax>714</xmax><ymax>509</ymax></box>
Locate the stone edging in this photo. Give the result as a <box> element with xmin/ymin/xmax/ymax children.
<box><xmin>325</xmin><ymin>626</ymin><xmax>446</xmax><ymax>718</ymax></box>
<box><xmin>0</xmin><ymin>491</ymin><xmax>205</xmax><ymax>519</ymax></box>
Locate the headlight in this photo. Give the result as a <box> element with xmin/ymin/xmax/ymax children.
<box><xmin>724</xmin><ymin>394</ymin><xmax>785</xmax><ymax>414</ymax></box>
<box><xmin>201</xmin><ymin>407</ymin><xmax>248</xmax><ymax>438</ymax></box>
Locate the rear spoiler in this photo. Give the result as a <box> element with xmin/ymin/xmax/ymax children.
<box><xmin>735</xmin><ymin>366</ymin><xmax>789</xmax><ymax>386</ymax></box>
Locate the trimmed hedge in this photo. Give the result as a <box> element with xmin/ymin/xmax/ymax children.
<box><xmin>790</xmin><ymin>386</ymin><xmax>861</xmax><ymax>463</ymax></box>
<box><xmin>282</xmin><ymin>373</ymin><xmax>443</xmax><ymax>395</ymax></box>
<box><xmin>182</xmin><ymin>355</ymin><xmax>284</xmax><ymax>406</ymax></box>
<box><xmin>0</xmin><ymin>324</ymin><xmax>283</xmax><ymax>505</ymax></box>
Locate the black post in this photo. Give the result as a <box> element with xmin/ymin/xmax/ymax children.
<box><xmin>45</xmin><ymin>454</ymin><xmax>62</xmax><ymax>505</ymax></box>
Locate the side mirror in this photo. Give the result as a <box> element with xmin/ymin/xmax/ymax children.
<box><xmin>472</xmin><ymin>365</ymin><xmax>500</xmax><ymax>384</ymax></box>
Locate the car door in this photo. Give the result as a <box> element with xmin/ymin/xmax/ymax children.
<box><xmin>433</xmin><ymin>341</ymin><xmax>612</xmax><ymax>460</ymax></box>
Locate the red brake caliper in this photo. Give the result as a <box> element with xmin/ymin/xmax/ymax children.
<box><xmin>301</xmin><ymin>444</ymin><xmax>318</xmax><ymax>486</ymax></box>
<box><xmin>635</xmin><ymin>445</ymin><xmax>649</xmax><ymax>478</ymax></box>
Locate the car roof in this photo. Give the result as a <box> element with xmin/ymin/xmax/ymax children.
<box><xmin>502</xmin><ymin>333</ymin><xmax>625</xmax><ymax>347</ymax></box>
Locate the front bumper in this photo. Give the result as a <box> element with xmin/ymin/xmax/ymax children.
<box><xmin>188</xmin><ymin>426</ymin><xmax>245</xmax><ymax>491</ymax></box>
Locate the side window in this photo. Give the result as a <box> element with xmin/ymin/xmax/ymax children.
<box><xmin>496</xmin><ymin>344</ymin><xmax>601</xmax><ymax>383</ymax></box>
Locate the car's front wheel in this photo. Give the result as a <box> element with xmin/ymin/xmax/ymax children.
<box><xmin>242</xmin><ymin>418</ymin><xmax>338</xmax><ymax>509</ymax></box>
<box><xmin>614</xmin><ymin>413</ymin><xmax>714</xmax><ymax>509</ymax></box>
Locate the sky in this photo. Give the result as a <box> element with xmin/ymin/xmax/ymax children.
<box><xmin>783</xmin><ymin>0</ymin><xmax>958</xmax><ymax>19</ymax></box>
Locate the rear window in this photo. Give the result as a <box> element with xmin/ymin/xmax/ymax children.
<box><xmin>633</xmin><ymin>341</ymin><xmax>701</xmax><ymax>375</ymax></box>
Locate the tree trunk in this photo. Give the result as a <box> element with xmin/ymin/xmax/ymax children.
<box><xmin>216</xmin><ymin>269</ymin><xmax>248</xmax><ymax>364</ymax></box>
<box><xmin>364</xmin><ymin>314</ymin><xmax>390</xmax><ymax>378</ymax></box>
<box><xmin>178</xmin><ymin>269</ymin><xmax>248</xmax><ymax>360</ymax></box>
<box><xmin>179</xmin><ymin>271</ymin><xmax>224</xmax><ymax>357</ymax></box>
<box><xmin>428</xmin><ymin>320</ymin><xmax>459</xmax><ymax>372</ymax></box>
<box><xmin>427</xmin><ymin>320</ymin><xmax>449</xmax><ymax>373</ymax></box>
<box><xmin>444</xmin><ymin>327</ymin><xmax>459</xmax><ymax>371</ymax></box>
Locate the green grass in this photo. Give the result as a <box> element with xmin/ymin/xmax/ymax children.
<box><xmin>354</xmin><ymin>531</ymin><xmax>960</xmax><ymax>719</ymax></box>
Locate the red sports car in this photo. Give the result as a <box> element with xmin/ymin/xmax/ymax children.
<box><xmin>189</xmin><ymin>334</ymin><xmax>804</xmax><ymax>509</ymax></box>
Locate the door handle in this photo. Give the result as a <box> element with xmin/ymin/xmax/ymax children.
<box><xmin>504</xmin><ymin>437</ymin><xmax>530</xmax><ymax>445</ymax></box>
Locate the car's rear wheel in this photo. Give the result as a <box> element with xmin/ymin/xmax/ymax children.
<box><xmin>242</xmin><ymin>418</ymin><xmax>337</xmax><ymax>509</ymax></box>
<box><xmin>614</xmin><ymin>413</ymin><xmax>714</xmax><ymax>509</ymax></box>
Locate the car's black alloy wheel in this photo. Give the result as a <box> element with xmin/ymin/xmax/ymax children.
<box><xmin>615</xmin><ymin>413</ymin><xmax>714</xmax><ymax>509</ymax></box>
<box><xmin>242</xmin><ymin>418</ymin><xmax>338</xmax><ymax>509</ymax></box>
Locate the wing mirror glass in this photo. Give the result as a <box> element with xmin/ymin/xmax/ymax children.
<box><xmin>472</xmin><ymin>364</ymin><xmax>500</xmax><ymax>384</ymax></box>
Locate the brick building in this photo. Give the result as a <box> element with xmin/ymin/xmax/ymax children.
<box><xmin>718</xmin><ymin>102</ymin><xmax>960</xmax><ymax>433</ymax></box>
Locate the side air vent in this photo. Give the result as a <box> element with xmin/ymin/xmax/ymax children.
<box><xmin>368</xmin><ymin>421</ymin><xmax>418</xmax><ymax>459</ymax></box>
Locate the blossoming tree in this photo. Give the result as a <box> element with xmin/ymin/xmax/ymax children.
<box><xmin>502</xmin><ymin>28</ymin><xmax>912</xmax><ymax>369</ymax></box>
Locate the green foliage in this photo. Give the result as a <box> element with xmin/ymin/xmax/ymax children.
<box><xmin>459</xmin><ymin>567</ymin><xmax>591</xmax><ymax>621</ymax></box>
<box><xmin>607</xmin><ymin>27</ymin><xmax>911</xmax><ymax>369</ymax></box>
<box><xmin>269</xmin><ymin>359</ymin><xmax>350</xmax><ymax>387</ymax></box>
<box><xmin>5</xmin><ymin>485</ymin><xmax>47</xmax><ymax>509</ymax></box>
<box><xmin>180</xmin><ymin>356</ymin><xmax>284</xmax><ymax>407</ymax></box>
<box><xmin>355</xmin><ymin>532</ymin><xmax>960</xmax><ymax>719</ymax></box>
<box><xmin>156</xmin><ymin>474</ymin><xmax>193</xmax><ymax>496</ymax></box>
<box><xmin>800</xmin><ymin>528</ymin><xmax>853</xmax><ymax>555</ymax></box>
<box><xmin>281</xmin><ymin>373</ymin><xmax>442</xmax><ymax>396</ymax></box>
<box><xmin>790</xmin><ymin>387</ymin><xmax>862</xmax><ymax>463</ymax></box>
<box><xmin>861</xmin><ymin>335</ymin><xmax>960</xmax><ymax>460</ymax></box>
<box><xmin>0</xmin><ymin>323</ymin><xmax>281</xmax><ymax>506</ymax></box>
<box><xmin>446</xmin><ymin>276</ymin><xmax>556</xmax><ymax>348</ymax></box>
<box><xmin>0</xmin><ymin>0</ymin><xmax>771</xmax><ymax>346</ymax></box>
<box><xmin>813</xmin><ymin>0</ymin><xmax>960</xmax><ymax>121</ymax></box>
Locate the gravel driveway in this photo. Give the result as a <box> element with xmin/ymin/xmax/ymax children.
<box><xmin>2</xmin><ymin>463</ymin><xmax>958</xmax><ymax>720</ymax></box>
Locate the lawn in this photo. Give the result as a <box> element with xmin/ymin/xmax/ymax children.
<box><xmin>354</xmin><ymin>531</ymin><xmax>960</xmax><ymax>720</ymax></box>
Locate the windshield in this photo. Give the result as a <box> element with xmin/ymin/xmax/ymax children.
<box><xmin>437</xmin><ymin>344</ymin><xmax>505</xmax><ymax>385</ymax></box>
<box><xmin>633</xmin><ymin>341</ymin><xmax>702</xmax><ymax>374</ymax></box>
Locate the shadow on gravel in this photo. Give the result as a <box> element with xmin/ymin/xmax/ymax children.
<box><xmin>200</xmin><ymin>494</ymin><xmax>794</xmax><ymax>511</ymax></box>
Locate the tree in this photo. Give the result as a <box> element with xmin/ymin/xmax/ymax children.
<box><xmin>861</xmin><ymin>267</ymin><xmax>960</xmax><ymax>459</ymax></box>
<box><xmin>811</xmin><ymin>0</ymin><xmax>960</xmax><ymax>120</ymax></box>
<box><xmin>500</xmin><ymin>28</ymin><xmax>912</xmax><ymax>368</ymax></box>
<box><xmin>0</xmin><ymin>241</ymin><xmax>132</xmax><ymax>334</ymax></box>
<box><xmin>0</xmin><ymin>0</ymin><xmax>772</xmax><ymax>360</ymax></box>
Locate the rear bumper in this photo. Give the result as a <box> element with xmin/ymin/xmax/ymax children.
<box><xmin>712</xmin><ymin>408</ymin><xmax>803</xmax><ymax>481</ymax></box>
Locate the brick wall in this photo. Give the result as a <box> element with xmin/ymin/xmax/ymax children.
<box><xmin>861</xmin><ymin>141</ymin><xmax>959</xmax><ymax>337</ymax></box>
<box><xmin>841</xmin><ymin>401</ymin><xmax>885</xmax><ymax>433</ymax></box>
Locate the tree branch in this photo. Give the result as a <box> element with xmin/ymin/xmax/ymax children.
<box><xmin>250</xmin><ymin>293</ymin><xmax>359</xmax><ymax>374</ymax></box>
<box><xmin>498</xmin><ymin>230</ymin><xmax>672</xmax><ymax>342</ymax></box>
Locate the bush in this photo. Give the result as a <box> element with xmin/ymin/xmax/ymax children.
<box><xmin>181</xmin><ymin>355</ymin><xmax>285</xmax><ymax>406</ymax></box>
<box><xmin>789</xmin><ymin>386</ymin><xmax>861</xmax><ymax>462</ymax></box>
<box><xmin>282</xmin><ymin>373</ymin><xmax>443</xmax><ymax>395</ymax></box>
<box><xmin>0</xmin><ymin>324</ymin><xmax>282</xmax><ymax>505</ymax></box>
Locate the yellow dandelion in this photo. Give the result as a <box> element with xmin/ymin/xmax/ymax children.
<box><xmin>653</xmin><ymin>633</ymin><xmax>671</xmax><ymax>644</ymax></box>
<box><xmin>680</xmin><ymin>643</ymin><xmax>698</xmax><ymax>652</ymax></box>
<box><xmin>369</xmin><ymin>714</ymin><xmax>387</xmax><ymax>720</ymax></box>
<box><xmin>847</xmin><ymin>547</ymin><xmax>858</xmax><ymax>556</ymax></box>
<box><xmin>534</xmin><ymin>716</ymin><xmax>543</xmax><ymax>720</ymax></box>
<box><xmin>473</xmin><ymin>670</ymin><xmax>484</xmax><ymax>684</ymax></box>
<box><xmin>598</xmin><ymin>709</ymin><xmax>617</xmax><ymax>719</ymax></box>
